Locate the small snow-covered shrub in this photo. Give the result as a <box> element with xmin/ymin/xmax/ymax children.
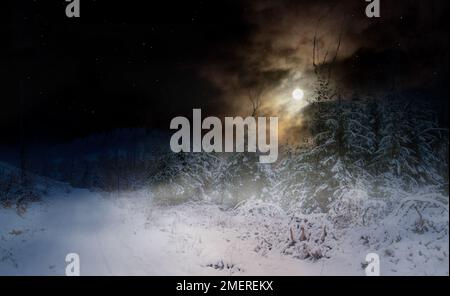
<box><xmin>0</xmin><ymin>165</ymin><xmax>41</xmax><ymax>215</ymax></box>
<box><xmin>150</xmin><ymin>152</ymin><xmax>224</xmax><ymax>205</ymax></box>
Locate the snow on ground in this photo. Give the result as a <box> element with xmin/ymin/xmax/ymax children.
<box><xmin>0</xmin><ymin>186</ymin><xmax>448</xmax><ymax>275</ymax></box>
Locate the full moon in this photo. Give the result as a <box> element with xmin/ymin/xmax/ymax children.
<box><xmin>292</xmin><ymin>88</ymin><xmax>304</xmax><ymax>101</ymax></box>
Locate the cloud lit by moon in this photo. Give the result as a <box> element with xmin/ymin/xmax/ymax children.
<box><xmin>198</xmin><ymin>0</ymin><xmax>448</xmax><ymax>145</ymax></box>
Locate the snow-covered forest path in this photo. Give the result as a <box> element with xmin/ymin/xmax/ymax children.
<box><xmin>0</xmin><ymin>189</ymin><xmax>333</xmax><ymax>276</ymax></box>
<box><xmin>1</xmin><ymin>186</ymin><xmax>447</xmax><ymax>276</ymax></box>
<box><xmin>1</xmin><ymin>189</ymin><xmax>178</xmax><ymax>275</ymax></box>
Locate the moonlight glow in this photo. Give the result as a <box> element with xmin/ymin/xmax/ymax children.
<box><xmin>292</xmin><ymin>88</ymin><xmax>304</xmax><ymax>101</ymax></box>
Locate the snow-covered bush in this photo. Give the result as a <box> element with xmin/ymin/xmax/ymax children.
<box><xmin>149</xmin><ymin>152</ymin><xmax>225</xmax><ymax>205</ymax></box>
<box><xmin>0</xmin><ymin>163</ymin><xmax>41</xmax><ymax>215</ymax></box>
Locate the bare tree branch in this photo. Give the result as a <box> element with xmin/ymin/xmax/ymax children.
<box><xmin>248</xmin><ymin>85</ymin><xmax>265</xmax><ymax>117</ymax></box>
<box><xmin>327</xmin><ymin>17</ymin><xmax>346</xmax><ymax>81</ymax></box>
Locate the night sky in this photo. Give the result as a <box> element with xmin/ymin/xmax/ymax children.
<box><xmin>2</xmin><ymin>0</ymin><xmax>449</xmax><ymax>147</ymax></box>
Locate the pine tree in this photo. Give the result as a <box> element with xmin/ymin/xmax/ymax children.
<box><xmin>374</xmin><ymin>93</ymin><xmax>445</xmax><ymax>189</ymax></box>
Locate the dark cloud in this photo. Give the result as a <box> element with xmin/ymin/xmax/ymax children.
<box><xmin>190</xmin><ymin>0</ymin><xmax>448</xmax><ymax>143</ymax></box>
<box><xmin>201</xmin><ymin>0</ymin><xmax>448</xmax><ymax>112</ymax></box>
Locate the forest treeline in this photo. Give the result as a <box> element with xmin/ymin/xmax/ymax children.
<box><xmin>2</xmin><ymin>90</ymin><xmax>447</xmax><ymax>218</ymax></box>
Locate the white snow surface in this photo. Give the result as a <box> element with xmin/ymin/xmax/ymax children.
<box><xmin>0</xmin><ymin>186</ymin><xmax>448</xmax><ymax>276</ymax></box>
